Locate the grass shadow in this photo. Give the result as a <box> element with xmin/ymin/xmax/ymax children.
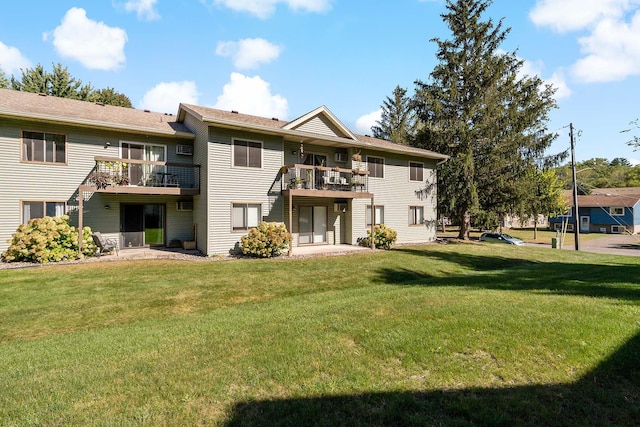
<box><xmin>378</xmin><ymin>247</ymin><xmax>640</xmax><ymax>302</ymax></box>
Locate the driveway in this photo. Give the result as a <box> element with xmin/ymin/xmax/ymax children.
<box><xmin>556</xmin><ymin>233</ymin><xmax>640</xmax><ymax>256</ymax></box>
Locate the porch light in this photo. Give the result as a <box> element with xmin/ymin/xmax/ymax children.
<box><xmin>104</xmin><ymin>204</ymin><xmax>110</xmax><ymax>210</ymax></box>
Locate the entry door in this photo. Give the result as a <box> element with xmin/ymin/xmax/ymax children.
<box><xmin>580</xmin><ymin>216</ymin><xmax>590</xmax><ymax>232</ymax></box>
<box><xmin>121</xmin><ymin>204</ymin><xmax>165</xmax><ymax>247</ymax></box>
<box><xmin>299</xmin><ymin>206</ymin><xmax>327</xmax><ymax>244</ymax></box>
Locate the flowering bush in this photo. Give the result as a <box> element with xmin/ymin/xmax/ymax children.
<box><xmin>1</xmin><ymin>215</ymin><xmax>98</xmax><ymax>263</ymax></box>
<box><xmin>358</xmin><ymin>224</ymin><xmax>398</xmax><ymax>250</ymax></box>
<box><xmin>241</xmin><ymin>222</ymin><xmax>292</xmax><ymax>258</ymax></box>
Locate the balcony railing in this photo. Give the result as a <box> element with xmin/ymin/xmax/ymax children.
<box><xmin>82</xmin><ymin>156</ymin><xmax>200</xmax><ymax>194</ymax></box>
<box><xmin>282</xmin><ymin>164</ymin><xmax>369</xmax><ymax>193</ymax></box>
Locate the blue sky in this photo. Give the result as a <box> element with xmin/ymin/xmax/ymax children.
<box><xmin>1</xmin><ymin>0</ymin><xmax>640</xmax><ymax>164</ymax></box>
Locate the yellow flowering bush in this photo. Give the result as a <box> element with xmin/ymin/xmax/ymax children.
<box><xmin>2</xmin><ymin>215</ymin><xmax>98</xmax><ymax>263</ymax></box>
<box><xmin>241</xmin><ymin>222</ymin><xmax>292</xmax><ymax>258</ymax></box>
<box><xmin>358</xmin><ymin>224</ymin><xmax>397</xmax><ymax>250</ymax></box>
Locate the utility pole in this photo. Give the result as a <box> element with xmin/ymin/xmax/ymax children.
<box><xmin>570</xmin><ymin>123</ymin><xmax>580</xmax><ymax>251</ymax></box>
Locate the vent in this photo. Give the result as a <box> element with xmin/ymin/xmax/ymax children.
<box><xmin>334</xmin><ymin>152</ymin><xmax>347</xmax><ymax>162</ymax></box>
<box><xmin>176</xmin><ymin>145</ymin><xmax>193</xmax><ymax>156</ymax></box>
<box><xmin>176</xmin><ymin>201</ymin><xmax>193</xmax><ymax>211</ymax></box>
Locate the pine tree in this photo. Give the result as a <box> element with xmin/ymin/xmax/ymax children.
<box><xmin>372</xmin><ymin>86</ymin><xmax>416</xmax><ymax>144</ymax></box>
<box><xmin>0</xmin><ymin>67</ymin><xmax>9</xmax><ymax>88</ymax></box>
<box><xmin>412</xmin><ymin>0</ymin><xmax>559</xmax><ymax>239</ymax></box>
<box><xmin>8</xmin><ymin>63</ymin><xmax>132</xmax><ymax>107</ymax></box>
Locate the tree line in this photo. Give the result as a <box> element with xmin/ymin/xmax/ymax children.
<box><xmin>0</xmin><ymin>63</ymin><xmax>131</xmax><ymax>107</ymax></box>
<box><xmin>555</xmin><ymin>158</ymin><xmax>640</xmax><ymax>193</ymax></box>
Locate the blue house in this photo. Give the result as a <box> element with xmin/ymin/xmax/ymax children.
<box><xmin>549</xmin><ymin>188</ymin><xmax>640</xmax><ymax>234</ymax></box>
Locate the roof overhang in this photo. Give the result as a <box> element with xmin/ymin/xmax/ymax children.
<box><xmin>178</xmin><ymin>104</ymin><xmax>448</xmax><ymax>161</ymax></box>
<box><xmin>0</xmin><ymin>109</ymin><xmax>196</xmax><ymax>140</ymax></box>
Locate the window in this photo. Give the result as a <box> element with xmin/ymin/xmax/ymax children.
<box><xmin>22</xmin><ymin>131</ymin><xmax>66</xmax><ymax>164</ymax></box>
<box><xmin>409</xmin><ymin>162</ymin><xmax>423</xmax><ymax>181</ymax></box>
<box><xmin>559</xmin><ymin>208</ymin><xmax>573</xmax><ymax>217</ymax></box>
<box><xmin>232</xmin><ymin>203</ymin><xmax>262</xmax><ymax>231</ymax></box>
<box><xmin>409</xmin><ymin>206</ymin><xmax>424</xmax><ymax>225</ymax></box>
<box><xmin>301</xmin><ymin>153</ymin><xmax>327</xmax><ymax>167</ymax></box>
<box><xmin>22</xmin><ymin>201</ymin><xmax>65</xmax><ymax>223</ymax></box>
<box><xmin>610</xmin><ymin>207</ymin><xmax>624</xmax><ymax>216</ymax></box>
<box><xmin>233</xmin><ymin>139</ymin><xmax>262</xmax><ymax>168</ymax></box>
<box><xmin>611</xmin><ymin>225</ymin><xmax>624</xmax><ymax>234</ymax></box>
<box><xmin>366</xmin><ymin>205</ymin><xmax>384</xmax><ymax>226</ymax></box>
<box><xmin>367</xmin><ymin>156</ymin><xmax>384</xmax><ymax>178</ymax></box>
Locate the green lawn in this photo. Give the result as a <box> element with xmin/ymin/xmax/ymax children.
<box><xmin>439</xmin><ymin>227</ymin><xmax>608</xmax><ymax>245</ymax></box>
<box><xmin>1</xmin><ymin>244</ymin><xmax>639</xmax><ymax>425</ymax></box>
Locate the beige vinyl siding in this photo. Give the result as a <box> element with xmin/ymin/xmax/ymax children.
<box><xmin>355</xmin><ymin>152</ymin><xmax>438</xmax><ymax>244</ymax></box>
<box><xmin>207</xmin><ymin>127</ymin><xmax>284</xmax><ymax>254</ymax></box>
<box><xmin>292</xmin><ymin>116</ymin><xmax>348</xmax><ymax>138</ymax></box>
<box><xmin>183</xmin><ymin>113</ymin><xmax>209</xmax><ymax>252</ymax></box>
<box><xmin>0</xmin><ymin>117</ymin><xmax>194</xmax><ymax>252</ymax></box>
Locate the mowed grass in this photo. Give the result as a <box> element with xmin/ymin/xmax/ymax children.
<box><xmin>1</xmin><ymin>244</ymin><xmax>639</xmax><ymax>425</ymax></box>
<box><xmin>439</xmin><ymin>227</ymin><xmax>607</xmax><ymax>245</ymax></box>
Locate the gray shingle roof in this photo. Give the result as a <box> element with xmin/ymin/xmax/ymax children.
<box><xmin>564</xmin><ymin>189</ymin><xmax>640</xmax><ymax>208</ymax></box>
<box><xmin>0</xmin><ymin>88</ymin><xmax>194</xmax><ymax>138</ymax></box>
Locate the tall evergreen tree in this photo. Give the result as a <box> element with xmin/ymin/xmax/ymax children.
<box><xmin>412</xmin><ymin>0</ymin><xmax>559</xmax><ymax>239</ymax></box>
<box><xmin>0</xmin><ymin>67</ymin><xmax>8</xmax><ymax>88</ymax></box>
<box><xmin>372</xmin><ymin>85</ymin><xmax>417</xmax><ymax>144</ymax></box>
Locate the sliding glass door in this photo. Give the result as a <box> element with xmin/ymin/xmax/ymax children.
<box><xmin>121</xmin><ymin>204</ymin><xmax>165</xmax><ymax>248</ymax></box>
<box><xmin>299</xmin><ymin>206</ymin><xmax>327</xmax><ymax>245</ymax></box>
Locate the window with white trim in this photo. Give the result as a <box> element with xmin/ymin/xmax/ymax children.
<box><xmin>22</xmin><ymin>131</ymin><xmax>66</xmax><ymax>164</ymax></box>
<box><xmin>610</xmin><ymin>207</ymin><xmax>624</xmax><ymax>216</ymax></box>
<box><xmin>611</xmin><ymin>225</ymin><xmax>624</xmax><ymax>233</ymax></box>
<box><xmin>367</xmin><ymin>156</ymin><xmax>384</xmax><ymax>178</ymax></box>
<box><xmin>233</xmin><ymin>139</ymin><xmax>262</xmax><ymax>168</ymax></box>
<box><xmin>22</xmin><ymin>201</ymin><xmax>66</xmax><ymax>224</ymax></box>
<box><xmin>366</xmin><ymin>205</ymin><xmax>384</xmax><ymax>226</ymax></box>
<box><xmin>232</xmin><ymin>203</ymin><xmax>262</xmax><ymax>231</ymax></box>
<box><xmin>409</xmin><ymin>206</ymin><xmax>424</xmax><ymax>225</ymax></box>
<box><xmin>409</xmin><ymin>161</ymin><xmax>423</xmax><ymax>181</ymax></box>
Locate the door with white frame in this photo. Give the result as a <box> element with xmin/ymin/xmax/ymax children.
<box><xmin>299</xmin><ymin>206</ymin><xmax>328</xmax><ymax>244</ymax></box>
<box><xmin>580</xmin><ymin>216</ymin><xmax>590</xmax><ymax>232</ymax></box>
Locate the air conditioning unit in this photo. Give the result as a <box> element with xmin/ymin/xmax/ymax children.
<box><xmin>176</xmin><ymin>145</ymin><xmax>193</xmax><ymax>156</ymax></box>
<box><xmin>176</xmin><ymin>201</ymin><xmax>193</xmax><ymax>211</ymax></box>
<box><xmin>334</xmin><ymin>152</ymin><xmax>347</xmax><ymax>162</ymax></box>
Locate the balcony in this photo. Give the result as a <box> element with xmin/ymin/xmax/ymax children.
<box><xmin>81</xmin><ymin>156</ymin><xmax>200</xmax><ymax>195</ymax></box>
<box><xmin>281</xmin><ymin>164</ymin><xmax>371</xmax><ymax>198</ymax></box>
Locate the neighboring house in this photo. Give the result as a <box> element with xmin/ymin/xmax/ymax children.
<box><xmin>548</xmin><ymin>188</ymin><xmax>640</xmax><ymax>234</ymax></box>
<box><xmin>502</xmin><ymin>214</ymin><xmax>549</xmax><ymax>229</ymax></box>
<box><xmin>0</xmin><ymin>89</ymin><xmax>448</xmax><ymax>255</ymax></box>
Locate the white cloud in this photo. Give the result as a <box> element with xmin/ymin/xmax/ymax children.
<box><xmin>46</xmin><ymin>7</ymin><xmax>127</xmax><ymax>71</ymax></box>
<box><xmin>207</xmin><ymin>0</ymin><xmax>331</xmax><ymax>19</ymax></box>
<box><xmin>516</xmin><ymin>56</ymin><xmax>572</xmax><ymax>100</ymax></box>
<box><xmin>139</xmin><ymin>81</ymin><xmax>200</xmax><ymax>113</ymax></box>
<box><xmin>530</xmin><ymin>0</ymin><xmax>634</xmax><ymax>33</ymax></box>
<box><xmin>0</xmin><ymin>41</ymin><xmax>31</xmax><ymax>75</ymax></box>
<box><xmin>547</xmin><ymin>71</ymin><xmax>572</xmax><ymax>99</ymax></box>
<box><xmin>216</xmin><ymin>38</ymin><xmax>283</xmax><ymax>69</ymax></box>
<box><xmin>572</xmin><ymin>15</ymin><xmax>640</xmax><ymax>82</ymax></box>
<box><xmin>124</xmin><ymin>0</ymin><xmax>160</xmax><ymax>21</ymax></box>
<box><xmin>354</xmin><ymin>109</ymin><xmax>381</xmax><ymax>135</ymax></box>
<box><xmin>213</xmin><ymin>72</ymin><xmax>288</xmax><ymax>119</ymax></box>
<box><xmin>530</xmin><ymin>1</ymin><xmax>640</xmax><ymax>83</ymax></box>
<box><xmin>629</xmin><ymin>158</ymin><xmax>640</xmax><ymax>166</ymax></box>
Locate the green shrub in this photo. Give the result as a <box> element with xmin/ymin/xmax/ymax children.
<box><xmin>2</xmin><ymin>215</ymin><xmax>98</xmax><ymax>263</ymax></box>
<box><xmin>241</xmin><ymin>222</ymin><xmax>292</xmax><ymax>258</ymax></box>
<box><xmin>358</xmin><ymin>224</ymin><xmax>398</xmax><ymax>250</ymax></box>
